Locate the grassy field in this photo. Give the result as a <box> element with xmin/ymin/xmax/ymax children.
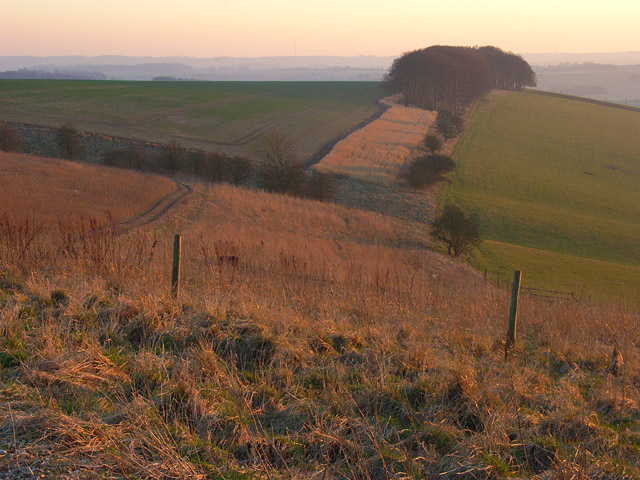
<box><xmin>444</xmin><ymin>90</ymin><xmax>640</xmax><ymax>302</ymax></box>
<box><xmin>0</xmin><ymin>80</ymin><xmax>383</xmax><ymax>160</ymax></box>
<box><xmin>1</xmin><ymin>176</ymin><xmax>638</xmax><ymax>478</ymax></box>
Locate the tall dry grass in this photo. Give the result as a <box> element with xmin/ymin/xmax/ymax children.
<box><xmin>1</xmin><ymin>181</ymin><xmax>638</xmax><ymax>478</ymax></box>
<box><xmin>0</xmin><ymin>152</ymin><xmax>176</xmax><ymax>225</ymax></box>
<box><xmin>317</xmin><ymin>100</ymin><xmax>436</xmax><ymax>186</ymax></box>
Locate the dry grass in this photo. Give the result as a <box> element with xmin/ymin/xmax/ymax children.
<box><xmin>0</xmin><ymin>152</ymin><xmax>176</xmax><ymax>225</ymax></box>
<box><xmin>317</xmin><ymin>99</ymin><xmax>436</xmax><ymax>186</ymax></box>
<box><xmin>1</xmin><ymin>179</ymin><xmax>638</xmax><ymax>478</ymax></box>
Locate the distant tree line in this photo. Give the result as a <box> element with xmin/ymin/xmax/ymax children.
<box><xmin>384</xmin><ymin>45</ymin><xmax>536</xmax><ymax>112</ymax></box>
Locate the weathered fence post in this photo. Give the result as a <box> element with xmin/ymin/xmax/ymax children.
<box><xmin>171</xmin><ymin>234</ymin><xmax>181</xmax><ymax>298</ymax></box>
<box><xmin>504</xmin><ymin>270</ymin><xmax>522</xmax><ymax>360</ymax></box>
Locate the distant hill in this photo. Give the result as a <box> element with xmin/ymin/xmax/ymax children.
<box><xmin>523</xmin><ymin>51</ymin><xmax>640</xmax><ymax>66</ymax></box>
<box><xmin>531</xmin><ymin>63</ymin><xmax>640</xmax><ymax>107</ymax></box>
<box><xmin>0</xmin><ymin>68</ymin><xmax>107</xmax><ymax>80</ymax></box>
<box><xmin>0</xmin><ymin>55</ymin><xmax>393</xmax><ymax>81</ymax></box>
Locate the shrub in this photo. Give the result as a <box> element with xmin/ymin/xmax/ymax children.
<box><xmin>201</xmin><ymin>153</ymin><xmax>228</xmax><ymax>182</ymax></box>
<box><xmin>423</xmin><ymin>133</ymin><xmax>443</xmax><ymax>153</ymax></box>
<box><xmin>227</xmin><ymin>157</ymin><xmax>253</xmax><ymax>185</ymax></box>
<box><xmin>431</xmin><ymin>204</ymin><xmax>481</xmax><ymax>257</ymax></box>
<box><xmin>305</xmin><ymin>171</ymin><xmax>337</xmax><ymax>201</ymax></box>
<box><xmin>436</xmin><ymin>111</ymin><xmax>464</xmax><ymax>140</ymax></box>
<box><xmin>127</xmin><ymin>147</ymin><xmax>147</xmax><ymax>170</ymax></box>
<box><xmin>103</xmin><ymin>147</ymin><xmax>146</xmax><ymax>170</ymax></box>
<box><xmin>192</xmin><ymin>153</ymin><xmax>253</xmax><ymax>185</ymax></box>
<box><xmin>0</xmin><ymin>124</ymin><xmax>22</xmax><ymax>152</ymax></box>
<box><xmin>185</xmin><ymin>150</ymin><xmax>207</xmax><ymax>176</ymax></box>
<box><xmin>407</xmin><ymin>154</ymin><xmax>455</xmax><ymax>188</ymax></box>
<box><xmin>57</xmin><ymin>124</ymin><xmax>83</xmax><ymax>159</ymax></box>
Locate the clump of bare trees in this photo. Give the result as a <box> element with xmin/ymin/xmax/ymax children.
<box><xmin>0</xmin><ymin>124</ymin><xmax>22</xmax><ymax>152</ymax></box>
<box><xmin>384</xmin><ymin>45</ymin><xmax>536</xmax><ymax>113</ymax></box>
<box><xmin>57</xmin><ymin>124</ymin><xmax>83</xmax><ymax>159</ymax></box>
<box><xmin>256</xmin><ymin>131</ymin><xmax>337</xmax><ymax>201</ymax></box>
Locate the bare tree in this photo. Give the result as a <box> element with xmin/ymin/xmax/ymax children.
<box><xmin>256</xmin><ymin>131</ymin><xmax>306</xmax><ymax>196</ymax></box>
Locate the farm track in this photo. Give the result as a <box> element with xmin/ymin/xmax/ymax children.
<box><xmin>118</xmin><ymin>180</ymin><xmax>192</xmax><ymax>231</ymax></box>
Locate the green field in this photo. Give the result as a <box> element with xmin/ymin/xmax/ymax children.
<box><xmin>0</xmin><ymin>80</ymin><xmax>383</xmax><ymax>160</ymax></box>
<box><xmin>445</xmin><ymin>90</ymin><xmax>640</xmax><ymax>303</ymax></box>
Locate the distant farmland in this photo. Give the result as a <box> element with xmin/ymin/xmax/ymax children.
<box><xmin>0</xmin><ymin>80</ymin><xmax>383</xmax><ymax>160</ymax></box>
<box><xmin>445</xmin><ymin>90</ymin><xmax>640</xmax><ymax>302</ymax></box>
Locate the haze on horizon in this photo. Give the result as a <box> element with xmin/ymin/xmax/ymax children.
<box><xmin>2</xmin><ymin>0</ymin><xmax>639</xmax><ymax>58</ymax></box>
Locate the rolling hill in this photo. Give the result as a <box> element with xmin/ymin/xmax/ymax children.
<box><xmin>444</xmin><ymin>90</ymin><xmax>640</xmax><ymax>302</ymax></box>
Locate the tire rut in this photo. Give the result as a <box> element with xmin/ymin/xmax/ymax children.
<box><xmin>118</xmin><ymin>180</ymin><xmax>193</xmax><ymax>231</ymax></box>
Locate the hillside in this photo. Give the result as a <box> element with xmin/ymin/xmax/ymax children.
<box><xmin>0</xmin><ymin>80</ymin><xmax>383</xmax><ymax>161</ymax></box>
<box><xmin>445</xmin><ymin>90</ymin><xmax>640</xmax><ymax>303</ymax></box>
<box><xmin>0</xmin><ymin>151</ymin><xmax>177</xmax><ymax>225</ymax></box>
<box><xmin>1</xmin><ymin>168</ymin><xmax>639</xmax><ymax>477</ymax></box>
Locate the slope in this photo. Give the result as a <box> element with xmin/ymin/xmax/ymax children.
<box><xmin>444</xmin><ymin>90</ymin><xmax>640</xmax><ymax>302</ymax></box>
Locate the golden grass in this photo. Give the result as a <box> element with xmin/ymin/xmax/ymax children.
<box><xmin>0</xmin><ymin>152</ymin><xmax>176</xmax><ymax>225</ymax></box>
<box><xmin>317</xmin><ymin>100</ymin><xmax>436</xmax><ymax>186</ymax></box>
<box><xmin>1</xmin><ymin>177</ymin><xmax>638</xmax><ymax>478</ymax></box>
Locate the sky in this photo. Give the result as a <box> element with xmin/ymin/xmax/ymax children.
<box><xmin>2</xmin><ymin>0</ymin><xmax>640</xmax><ymax>58</ymax></box>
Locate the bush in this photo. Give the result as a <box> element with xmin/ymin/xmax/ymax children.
<box><xmin>103</xmin><ymin>147</ymin><xmax>146</xmax><ymax>170</ymax></box>
<box><xmin>227</xmin><ymin>157</ymin><xmax>253</xmax><ymax>185</ymax></box>
<box><xmin>431</xmin><ymin>205</ymin><xmax>481</xmax><ymax>257</ymax></box>
<box><xmin>407</xmin><ymin>154</ymin><xmax>455</xmax><ymax>189</ymax></box>
<box><xmin>435</xmin><ymin>111</ymin><xmax>464</xmax><ymax>140</ymax></box>
<box><xmin>306</xmin><ymin>171</ymin><xmax>337</xmax><ymax>201</ymax></box>
<box><xmin>189</xmin><ymin>152</ymin><xmax>253</xmax><ymax>185</ymax></box>
<box><xmin>185</xmin><ymin>150</ymin><xmax>207</xmax><ymax>176</ymax></box>
<box><xmin>423</xmin><ymin>133</ymin><xmax>443</xmax><ymax>153</ymax></box>
<box><xmin>57</xmin><ymin>124</ymin><xmax>83</xmax><ymax>159</ymax></box>
<box><xmin>0</xmin><ymin>125</ymin><xmax>22</xmax><ymax>152</ymax></box>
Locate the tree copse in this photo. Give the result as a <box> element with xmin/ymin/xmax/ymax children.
<box><xmin>384</xmin><ymin>45</ymin><xmax>536</xmax><ymax>112</ymax></box>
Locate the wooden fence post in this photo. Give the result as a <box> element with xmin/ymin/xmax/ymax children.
<box><xmin>171</xmin><ymin>234</ymin><xmax>181</xmax><ymax>298</ymax></box>
<box><xmin>505</xmin><ymin>270</ymin><xmax>522</xmax><ymax>360</ymax></box>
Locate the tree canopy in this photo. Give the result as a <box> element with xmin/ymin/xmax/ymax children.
<box><xmin>478</xmin><ymin>46</ymin><xmax>537</xmax><ymax>91</ymax></box>
<box><xmin>384</xmin><ymin>45</ymin><xmax>536</xmax><ymax>112</ymax></box>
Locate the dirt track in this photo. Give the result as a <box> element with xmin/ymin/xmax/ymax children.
<box><xmin>118</xmin><ymin>180</ymin><xmax>192</xmax><ymax>230</ymax></box>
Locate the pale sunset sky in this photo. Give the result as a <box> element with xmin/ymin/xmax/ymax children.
<box><xmin>2</xmin><ymin>0</ymin><xmax>639</xmax><ymax>57</ymax></box>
